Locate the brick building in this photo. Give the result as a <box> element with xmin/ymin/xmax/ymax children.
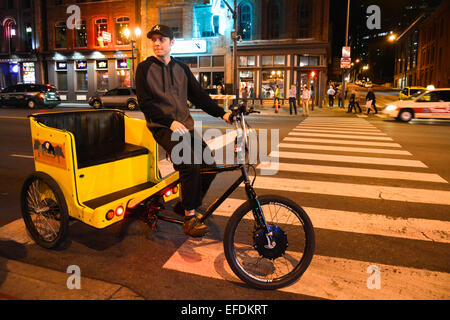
<box><xmin>43</xmin><ymin>0</ymin><xmax>141</xmax><ymax>102</ymax></box>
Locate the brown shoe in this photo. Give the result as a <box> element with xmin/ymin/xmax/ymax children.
<box><xmin>184</xmin><ymin>214</ymin><xmax>209</xmax><ymax>237</ymax></box>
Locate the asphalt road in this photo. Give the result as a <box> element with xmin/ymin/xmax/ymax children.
<box><xmin>0</xmin><ymin>91</ymin><xmax>449</xmax><ymax>300</ymax></box>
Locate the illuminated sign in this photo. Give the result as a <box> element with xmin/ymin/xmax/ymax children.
<box><xmin>75</xmin><ymin>60</ymin><xmax>87</xmax><ymax>70</ymax></box>
<box><xmin>56</xmin><ymin>62</ymin><xmax>67</xmax><ymax>70</ymax></box>
<box><xmin>96</xmin><ymin>60</ymin><xmax>108</xmax><ymax>70</ymax></box>
<box><xmin>116</xmin><ymin>58</ymin><xmax>130</xmax><ymax>69</ymax></box>
<box><xmin>172</xmin><ymin>40</ymin><xmax>207</xmax><ymax>54</ymax></box>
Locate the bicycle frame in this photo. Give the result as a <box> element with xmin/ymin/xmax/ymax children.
<box><xmin>154</xmin><ymin>108</ymin><xmax>272</xmax><ymax>241</ymax></box>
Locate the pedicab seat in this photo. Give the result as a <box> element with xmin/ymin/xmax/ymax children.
<box><xmin>32</xmin><ymin>109</ymin><xmax>148</xmax><ymax>168</ymax></box>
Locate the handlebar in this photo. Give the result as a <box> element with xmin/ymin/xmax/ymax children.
<box><xmin>229</xmin><ymin>104</ymin><xmax>260</xmax><ymax>123</ymax></box>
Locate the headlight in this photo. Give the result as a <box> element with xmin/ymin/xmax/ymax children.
<box><xmin>385</xmin><ymin>105</ymin><xmax>398</xmax><ymax>111</ymax></box>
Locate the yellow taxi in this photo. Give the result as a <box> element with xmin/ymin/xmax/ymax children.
<box><xmin>399</xmin><ymin>86</ymin><xmax>426</xmax><ymax>100</ymax></box>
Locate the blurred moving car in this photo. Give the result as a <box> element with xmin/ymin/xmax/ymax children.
<box><xmin>0</xmin><ymin>84</ymin><xmax>61</xmax><ymax>109</ymax></box>
<box><xmin>88</xmin><ymin>87</ymin><xmax>138</xmax><ymax>110</ymax></box>
<box><xmin>399</xmin><ymin>86</ymin><xmax>427</xmax><ymax>100</ymax></box>
<box><xmin>382</xmin><ymin>88</ymin><xmax>450</xmax><ymax>122</ymax></box>
<box><xmin>364</xmin><ymin>82</ymin><xmax>373</xmax><ymax>88</ymax></box>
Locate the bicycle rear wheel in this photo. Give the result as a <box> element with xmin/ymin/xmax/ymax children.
<box><xmin>21</xmin><ymin>172</ymin><xmax>69</xmax><ymax>249</ymax></box>
<box><xmin>223</xmin><ymin>195</ymin><xmax>315</xmax><ymax>289</ymax></box>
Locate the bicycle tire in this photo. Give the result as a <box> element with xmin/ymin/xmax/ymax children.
<box><xmin>21</xmin><ymin>172</ymin><xmax>70</xmax><ymax>249</ymax></box>
<box><xmin>223</xmin><ymin>195</ymin><xmax>315</xmax><ymax>289</ymax></box>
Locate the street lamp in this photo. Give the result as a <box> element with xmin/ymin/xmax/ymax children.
<box><xmin>124</xmin><ymin>27</ymin><xmax>141</xmax><ymax>89</ymax></box>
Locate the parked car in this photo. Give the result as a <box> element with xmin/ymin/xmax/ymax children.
<box><xmin>399</xmin><ymin>86</ymin><xmax>427</xmax><ymax>100</ymax></box>
<box><xmin>382</xmin><ymin>88</ymin><xmax>450</xmax><ymax>122</ymax></box>
<box><xmin>0</xmin><ymin>84</ymin><xmax>61</xmax><ymax>109</ymax></box>
<box><xmin>88</xmin><ymin>87</ymin><xmax>139</xmax><ymax>110</ymax></box>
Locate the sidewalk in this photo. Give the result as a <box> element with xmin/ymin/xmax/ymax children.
<box><xmin>0</xmin><ymin>255</ymin><xmax>144</xmax><ymax>300</ymax></box>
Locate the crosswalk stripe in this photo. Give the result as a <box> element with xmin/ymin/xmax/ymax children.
<box><xmin>296</xmin><ymin>124</ymin><xmax>380</xmax><ymax>132</ymax></box>
<box><xmin>301</xmin><ymin>122</ymin><xmax>374</xmax><ymax>127</ymax></box>
<box><xmin>252</xmin><ymin>176</ymin><xmax>450</xmax><ymax>205</ymax></box>
<box><xmin>278</xmin><ymin>142</ymin><xmax>412</xmax><ymax>155</ymax></box>
<box><xmin>293</xmin><ymin>128</ymin><xmax>388</xmax><ymax>136</ymax></box>
<box><xmin>288</xmin><ymin>132</ymin><xmax>394</xmax><ymax>141</ymax></box>
<box><xmin>163</xmin><ymin>238</ymin><xmax>450</xmax><ymax>299</ymax></box>
<box><xmin>272</xmin><ymin>151</ymin><xmax>427</xmax><ymax>168</ymax></box>
<box><xmin>212</xmin><ymin>198</ymin><xmax>450</xmax><ymax>243</ymax></box>
<box><xmin>283</xmin><ymin>137</ymin><xmax>402</xmax><ymax>148</ymax></box>
<box><xmin>257</xmin><ymin>161</ymin><xmax>447</xmax><ymax>183</ymax></box>
<box><xmin>296</xmin><ymin>124</ymin><xmax>381</xmax><ymax>132</ymax></box>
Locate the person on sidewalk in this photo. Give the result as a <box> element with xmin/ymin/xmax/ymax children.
<box><xmin>135</xmin><ymin>24</ymin><xmax>232</xmax><ymax>237</ymax></box>
<box><xmin>365</xmin><ymin>89</ymin><xmax>378</xmax><ymax>115</ymax></box>
<box><xmin>273</xmin><ymin>85</ymin><xmax>281</xmax><ymax>113</ymax></box>
<box><xmin>337</xmin><ymin>88</ymin><xmax>343</xmax><ymax>108</ymax></box>
<box><xmin>327</xmin><ymin>86</ymin><xmax>335</xmax><ymax>107</ymax></box>
<box><xmin>288</xmin><ymin>84</ymin><xmax>297</xmax><ymax>115</ymax></box>
<box><xmin>301</xmin><ymin>85</ymin><xmax>311</xmax><ymax>116</ymax></box>
<box><xmin>241</xmin><ymin>86</ymin><xmax>249</xmax><ymax>107</ymax></box>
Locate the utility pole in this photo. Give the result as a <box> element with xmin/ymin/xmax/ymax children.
<box><xmin>222</xmin><ymin>0</ymin><xmax>239</xmax><ymax>106</ymax></box>
<box><xmin>341</xmin><ymin>0</ymin><xmax>351</xmax><ymax>99</ymax></box>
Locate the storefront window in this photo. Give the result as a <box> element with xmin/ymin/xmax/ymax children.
<box><xmin>212</xmin><ymin>72</ymin><xmax>224</xmax><ymax>87</ymax></box>
<box><xmin>96</xmin><ymin>71</ymin><xmax>108</xmax><ymax>91</ymax></box>
<box><xmin>115</xmin><ymin>17</ymin><xmax>130</xmax><ymax>45</ymax></box>
<box><xmin>274</xmin><ymin>55</ymin><xmax>285</xmax><ymax>65</ymax></box>
<box><xmin>75</xmin><ymin>71</ymin><xmax>88</xmax><ymax>91</ymax></box>
<box><xmin>239</xmin><ymin>70</ymin><xmax>255</xmax><ymax>98</ymax></box>
<box><xmin>22</xmin><ymin>62</ymin><xmax>35</xmax><ymax>84</ymax></box>
<box><xmin>117</xmin><ymin>69</ymin><xmax>131</xmax><ymax>87</ymax></box>
<box><xmin>74</xmin><ymin>20</ymin><xmax>87</xmax><ymax>48</ymax></box>
<box><xmin>261</xmin><ymin>70</ymin><xmax>284</xmax><ymax>99</ymax></box>
<box><xmin>54</xmin><ymin>21</ymin><xmax>67</xmax><ymax>48</ymax></box>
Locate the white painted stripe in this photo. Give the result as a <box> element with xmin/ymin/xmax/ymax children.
<box><xmin>288</xmin><ymin>132</ymin><xmax>393</xmax><ymax>141</ymax></box>
<box><xmin>257</xmin><ymin>162</ymin><xmax>446</xmax><ymax>183</ymax></box>
<box><xmin>10</xmin><ymin>154</ymin><xmax>34</xmax><ymax>159</ymax></box>
<box><xmin>357</xmin><ymin>114</ymin><xmax>369</xmax><ymax>118</ymax></box>
<box><xmin>278</xmin><ymin>142</ymin><xmax>411</xmax><ymax>155</ymax></box>
<box><xmin>301</xmin><ymin>121</ymin><xmax>374</xmax><ymax>127</ymax></box>
<box><xmin>163</xmin><ymin>238</ymin><xmax>450</xmax><ymax>299</ymax></box>
<box><xmin>272</xmin><ymin>151</ymin><xmax>427</xmax><ymax>168</ymax></box>
<box><xmin>293</xmin><ymin>128</ymin><xmax>387</xmax><ymax>136</ymax></box>
<box><xmin>296</xmin><ymin>124</ymin><xmax>381</xmax><ymax>132</ymax></box>
<box><xmin>213</xmin><ymin>198</ymin><xmax>450</xmax><ymax>243</ymax></box>
<box><xmin>283</xmin><ymin>137</ymin><xmax>402</xmax><ymax>148</ymax></box>
<box><xmin>252</xmin><ymin>176</ymin><xmax>450</xmax><ymax>205</ymax></box>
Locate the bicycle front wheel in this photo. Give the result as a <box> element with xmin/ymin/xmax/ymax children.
<box><xmin>224</xmin><ymin>195</ymin><xmax>315</xmax><ymax>289</ymax></box>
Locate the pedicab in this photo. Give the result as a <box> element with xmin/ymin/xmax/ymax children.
<box><xmin>21</xmin><ymin>105</ymin><xmax>315</xmax><ymax>289</ymax></box>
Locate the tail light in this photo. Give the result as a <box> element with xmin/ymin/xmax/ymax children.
<box><xmin>38</xmin><ymin>93</ymin><xmax>44</xmax><ymax>99</ymax></box>
<box><xmin>115</xmin><ymin>206</ymin><xmax>124</xmax><ymax>216</ymax></box>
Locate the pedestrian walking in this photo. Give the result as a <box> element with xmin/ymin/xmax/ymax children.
<box><xmin>302</xmin><ymin>85</ymin><xmax>311</xmax><ymax>116</ymax></box>
<box><xmin>347</xmin><ymin>90</ymin><xmax>362</xmax><ymax>113</ymax></box>
<box><xmin>273</xmin><ymin>85</ymin><xmax>281</xmax><ymax>113</ymax></box>
<box><xmin>327</xmin><ymin>86</ymin><xmax>335</xmax><ymax>107</ymax></box>
<box><xmin>288</xmin><ymin>85</ymin><xmax>297</xmax><ymax>115</ymax></box>
<box><xmin>365</xmin><ymin>89</ymin><xmax>378</xmax><ymax>115</ymax></box>
<box><xmin>337</xmin><ymin>89</ymin><xmax>343</xmax><ymax>107</ymax></box>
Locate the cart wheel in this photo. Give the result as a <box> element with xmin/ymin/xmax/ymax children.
<box><xmin>21</xmin><ymin>172</ymin><xmax>69</xmax><ymax>249</ymax></box>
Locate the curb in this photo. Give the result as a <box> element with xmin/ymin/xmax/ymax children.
<box><xmin>0</xmin><ymin>256</ymin><xmax>144</xmax><ymax>300</ymax></box>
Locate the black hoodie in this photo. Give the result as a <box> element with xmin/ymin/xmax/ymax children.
<box><xmin>135</xmin><ymin>56</ymin><xmax>226</xmax><ymax>131</ymax></box>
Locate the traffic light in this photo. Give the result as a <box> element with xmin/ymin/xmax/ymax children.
<box><xmin>310</xmin><ymin>71</ymin><xmax>316</xmax><ymax>78</ymax></box>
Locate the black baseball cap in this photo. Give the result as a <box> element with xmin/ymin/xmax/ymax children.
<box><xmin>147</xmin><ymin>24</ymin><xmax>174</xmax><ymax>39</ymax></box>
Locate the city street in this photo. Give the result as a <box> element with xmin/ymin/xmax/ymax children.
<box><xmin>0</xmin><ymin>89</ymin><xmax>449</xmax><ymax>301</ymax></box>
